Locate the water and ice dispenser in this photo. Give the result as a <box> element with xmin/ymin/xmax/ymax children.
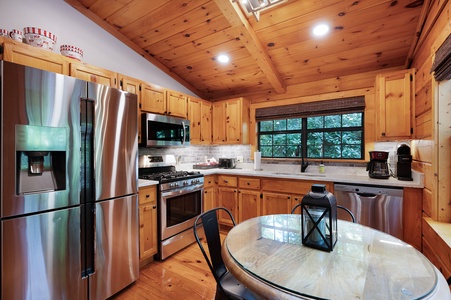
<box><xmin>15</xmin><ymin>125</ymin><xmax>67</xmax><ymax>194</ymax></box>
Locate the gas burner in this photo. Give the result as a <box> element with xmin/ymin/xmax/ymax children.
<box><xmin>138</xmin><ymin>167</ymin><xmax>202</xmax><ymax>183</ymax></box>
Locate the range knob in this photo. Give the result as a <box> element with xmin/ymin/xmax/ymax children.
<box><xmin>183</xmin><ymin>181</ymin><xmax>188</xmax><ymax>186</ymax></box>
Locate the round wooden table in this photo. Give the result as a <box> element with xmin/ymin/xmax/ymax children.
<box><xmin>222</xmin><ymin>214</ymin><xmax>450</xmax><ymax>300</ymax></box>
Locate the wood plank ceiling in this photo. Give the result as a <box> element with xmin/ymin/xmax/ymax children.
<box><xmin>65</xmin><ymin>0</ymin><xmax>425</xmax><ymax>101</ymax></box>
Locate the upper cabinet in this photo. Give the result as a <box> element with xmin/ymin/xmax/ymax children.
<box><xmin>375</xmin><ymin>69</ymin><xmax>415</xmax><ymax>141</ymax></box>
<box><xmin>1</xmin><ymin>37</ymin><xmax>69</xmax><ymax>74</ymax></box>
<box><xmin>166</xmin><ymin>90</ymin><xmax>187</xmax><ymax>118</ymax></box>
<box><xmin>119</xmin><ymin>74</ymin><xmax>142</xmax><ymax>143</ymax></box>
<box><xmin>141</xmin><ymin>82</ymin><xmax>166</xmax><ymax>115</ymax></box>
<box><xmin>188</xmin><ymin>96</ymin><xmax>212</xmax><ymax>145</ymax></box>
<box><xmin>69</xmin><ymin>61</ymin><xmax>118</xmax><ymax>88</ymax></box>
<box><xmin>212</xmin><ymin>97</ymin><xmax>250</xmax><ymax>144</ymax></box>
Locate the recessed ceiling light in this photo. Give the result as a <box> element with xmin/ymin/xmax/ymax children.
<box><xmin>217</xmin><ymin>54</ymin><xmax>230</xmax><ymax>63</ymax></box>
<box><xmin>312</xmin><ymin>24</ymin><xmax>330</xmax><ymax>37</ymax></box>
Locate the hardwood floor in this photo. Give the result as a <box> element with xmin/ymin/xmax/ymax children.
<box><xmin>111</xmin><ymin>236</ymin><xmax>222</xmax><ymax>300</ymax></box>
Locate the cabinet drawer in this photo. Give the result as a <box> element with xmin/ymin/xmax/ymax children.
<box><xmin>218</xmin><ymin>175</ymin><xmax>237</xmax><ymax>187</ymax></box>
<box><xmin>239</xmin><ymin>177</ymin><xmax>261</xmax><ymax>190</ymax></box>
<box><xmin>204</xmin><ymin>175</ymin><xmax>215</xmax><ymax>188</ymax></box>
<box><xmin>139</xmin><ymin>185</ymin><xmax>157</xmax><ymax>205</ymax></box>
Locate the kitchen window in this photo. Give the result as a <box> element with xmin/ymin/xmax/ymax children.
<box><xmin>256</xmin><ymin>97</ymin><xmax>365</xmax><ymax>160</ymax></box>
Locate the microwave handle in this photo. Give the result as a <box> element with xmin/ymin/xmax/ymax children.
<box><xmin>181</xmin><ymin>121</ymin><xmax>186</xmax><ymax>146</ymax></box>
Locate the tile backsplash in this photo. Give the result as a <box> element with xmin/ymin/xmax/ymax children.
<box><xmin>138</xmin><ymin>141</ymin><xmax>404</xmax><ymax>167</ymax></box>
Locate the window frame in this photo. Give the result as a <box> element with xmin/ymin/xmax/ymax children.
<box><xmin>258</xmin><ymin>112</ymin><xmax>365</xmax><ymax>160</ymax></box>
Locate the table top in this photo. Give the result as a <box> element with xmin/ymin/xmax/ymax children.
<box><xmin>222</xmin><ymin>214</ymin><xmax>446</xmax><ymax>300</ymax></box>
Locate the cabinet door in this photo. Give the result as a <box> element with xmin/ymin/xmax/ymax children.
<box><xmin>119</xmin><ymin>74</ymin><xmax>142</xmax><ymax>143</ymax></box>
<box><xmin>139</xmin><ymin>202</ymin><xmax>157</xmax><ymax>261</ymax></box>
<box><xmin>69</xmin><ymin>61</ymin><xmax>118</xmax><ymax>88</ymax></box>
<box><xmin>262</xmin><ymin>192</ymin><xmax>293</xmax><ymax>215</ymax></box>
<box><xmin>217</xmin><ymin>187</ymin><xmax>238</xmax><ymax>226</ymax></box>
<box><xmin>188</xmin><ymin>97</ymin><xmax>202</xmax><ymax>144</ymax></box>
<box><xmin>291</xmin><ymin>194</ymin><xmax>304</xmax><ymax>214</ymax></box>
<box><xmin>200</xmin><ymin>100</ymin><xmax>212</xmax><ymax>144</ymax></box>
<box><xmin>2</xmin><ymin>39</ymin><xmax>69</xmax><ymax>74</ymax></box>
<box><xmin>238</xmin><ymin>190</ymin><xmax>261</xmax><ymax>223</ymax></box>
<box><xmin>225</xmin><ymin>98</ymin><xmax>242</xmax><ymax>143</ymax></box>
<box><xmin>203</xmin><ymin>186</ymin><xmax>216</xmax><ymax>212</ymax></box>
<box><xmin>141</xmin><ymin>83</ymin><xmax>166</xmax><ymax>114</ymax></box>
<box><xmin>376</xmin><ymin>69</ymin><xmax>414</xmax><ymax>140</ymax></box>
<box><xmin>212</xmin><ymin>101</ymin><xmax>227</xmax><ymax>143</ymax></box>
<box><xmin>167</xmin><ymin>91</ymin><xmax>187</xmax><ymax>118</ymax></box>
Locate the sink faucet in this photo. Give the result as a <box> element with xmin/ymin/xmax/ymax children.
<box><xmin>296</xmin><ymin>144</ymin><xmax>309</xmax><ymax>172</ymax></box>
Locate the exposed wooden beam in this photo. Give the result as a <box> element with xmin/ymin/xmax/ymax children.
<box><xmin>213</xmin><ymin>0</ymin><xmax>286</xmax><ymax>94</ymax></box>
<box><xmin>63</xmin><ymin>0</ymin><xmax>206</xmax><ymax>98</ymax></box>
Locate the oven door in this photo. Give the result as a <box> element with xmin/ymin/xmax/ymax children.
<box><xmin>160</xmin><ymin>185</ymin><xmax>203</xmax><ymax>240</ymax></box>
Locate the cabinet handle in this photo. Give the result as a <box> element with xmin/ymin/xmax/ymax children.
<box><xmin>247</xmin><ymin>182</ymin><xmax>250</xmax><ymax>185</ymax></box>
<box><xmin>146</xmin><ymin>194</ymin><xmax>150</xmax><ymax>198</ymax></box>
<box><xmin>153</xmin><ymin>205</ymin><xmax>157</xmax><ymax>209</ymax></box>
<box><xmin>382</xmin><ymin>132</ymin><xmax>386</xmax><ymax>136</ymax></box>
<box><xmin>234</xmin><ymin>190</ymin><xmax>237</xmax><ymax>193</ymax></box>
<box><xmin>224</xmin><ymin>180</ymin><xmax>228</xmax><ymax>183</ymax></box>
<box><xmin>287</xmin><ymin>196</ymin><xmax>291</xmax><ymax>199</ymax></box>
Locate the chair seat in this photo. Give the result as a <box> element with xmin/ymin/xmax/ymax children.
<box><xmin>218</xmin><ymin>271</ymin><xmax>262</xmax><ymax>300</ymax></box>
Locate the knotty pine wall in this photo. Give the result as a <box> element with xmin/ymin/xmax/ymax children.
<box><xmin>410</xmin><ymin>0</ymin><xmax>451</xmax><ymax>223</ymax></box>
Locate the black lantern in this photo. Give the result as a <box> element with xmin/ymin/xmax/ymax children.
<box><xmin>301</xmin><ymin>184</ymin><xmax>337</xmax><ymax>251</ymax></box>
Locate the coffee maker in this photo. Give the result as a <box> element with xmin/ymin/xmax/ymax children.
<box><xmin>367</xmin><ymin>151</ymin><xmax>390</xmax><ymax>179</ymax></box>
<box><xmin>396</xmin><ymin>143</ymin><xmax>413</xmax><ymax>181</ymax></box>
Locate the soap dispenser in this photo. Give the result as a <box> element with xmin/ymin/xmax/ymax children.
<box><xmin>319</xmin><ymin>161</ymin><xmax>325</xmax><ymax>174</ymax></box>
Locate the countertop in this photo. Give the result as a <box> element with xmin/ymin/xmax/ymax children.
<box><xmin>177</xmin><ymin>163</ymin><xmax>424</xmax><ymax>189</ymax></box>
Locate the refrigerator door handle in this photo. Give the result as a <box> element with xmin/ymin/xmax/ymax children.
<box><xmin>181</xmin><ymin>121</ymin><xmax>187</xmax><ymax>146</ymax></box>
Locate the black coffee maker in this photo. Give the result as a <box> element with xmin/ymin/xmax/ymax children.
<box><xmin>367</xmin><ymin>151</ymin><xmax>390</xmax><ymax>179</ymax></box>
<box><xmin>397</xmin><ymin>143</ymin><xmax>413</xmax><ymax>181</ymax></box>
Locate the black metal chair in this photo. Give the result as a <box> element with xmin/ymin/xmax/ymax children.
<box><xmin>291</xmin><ymin>203</ymin><xmax>356</xmax><ymax>223</ymax></box>
<box><xmin>193</xmin><ymin>207</ymin><xmax>262</xmax><ymax>300</ymax></box>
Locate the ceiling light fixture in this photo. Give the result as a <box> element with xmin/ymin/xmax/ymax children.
<box><xmin>217</xmin><ymin>54</ymin><xmax>230</xmax><ymax>63</ymax></box>
<box><xmin>312</xmin><ymin>23</ymin><xmax>330</xmax><ymax>37</ymax></box>
<box><xmin>237</xmin><ymin>0</ymin><xmax>287</xmax><ymax>22</ymax></box>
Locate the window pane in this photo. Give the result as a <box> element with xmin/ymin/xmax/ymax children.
<box><xmin>343</xmin><ymin>113</ymin><xmax>362</xmax><ymax>127</ymax></box>
<box><xmin>324</xmin><ymin>132</ymin><xmax>341</xmax><ymax>146</ymax></box>
<box><xmin>274</xmin><ymin>146</ymin><xmax>286</xmax><ymax>157</ymax></box>
<box><xmin>342</xmin><ymin>131</ymin><xmax>362</xmax><ymax>145</ymax></box>
<box><xmin>274</xmin><ymin>120</ymin><xmax>287</xmax><ymax>131</ymax></box>
<box><xmin>324</xmin><ymin>115</ymin><xmax>341</xmax><ymax>128</ymax></box>
<box><xmin>307</xmin><ymin>132</ymin><xmax>323</xmax><ymax>157</ymax></box>
<box><xmin>287</xmin><ymin>145</ymin><xmax>298</xmax><ymax>157</ymax></box>
<box><xmin>274</xmin><ymin>134</ymin><xmax>287</xmax><ymax>145</ymax></box>
<box><xmin>287</xmin><ymin>133</ymin><xmax>301</xmax><ymax>145</ymax></box>
<box><xmin>324</xmin><ymin>145</ymin><xmax>342</xmax><ymax>158</ymax></box>
<box><xmin>260</xmin><ymin>134</ymin><xmax>273</xmax><ymax>145</ymax></box>
<box><xmin>307</xmin><ymin>116</ymin><xmax>324</xmax><ymax>129</ymax></box>
<box><xmin>261</xmin><ymin>146</ymin><xmax>273</xmax><ymax>157</ymax></box>
<box><xmin>287</xmin><ymin>118</ymin><xmax>302</xmax><ymax>130</ymax></box>
<box><xmin>342</xmin><ymin>145</ymin><xmax>361</xmax><ymax>158</ymax></box>
<box><xmin>260</xmin><ymin>120</ymin><xmax>274</xmax><ymax>132</ymax></box>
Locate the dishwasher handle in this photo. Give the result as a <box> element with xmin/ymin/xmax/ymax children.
<box><xmin>356</xmin><ymin>192</ymin><xmax>378</xmax><ymax>197</ymax></box>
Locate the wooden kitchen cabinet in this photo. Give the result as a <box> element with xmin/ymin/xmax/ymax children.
<box><xmin>119</xmin><ymin>74</ymin><xmax>142</xmax><ymax>143</ymax></box>
<box><xmin>375</xmin><ymin>69</ymin><xmax>415</xmax><ymax>140</ymax></box>
<box><xmin>138</xmin><ymin>185</ymin><xmax>157</xmax><ymax>267</ymax></box>
<box><xmin>188</xmin><ymin>96</ymin><xmax>212</xmax><ymax>145</ymax></box>
<box><xmin>166</xmin><ymin>90</ymin><xmax>187</xmax><ymax>118</ymax></box>
<box><xmin>1</xmin><ymin>37</ymin><xmax>69</xmax><ymax>74</ymax></box>
<box><xmin>141</xmin><ymin>82</ymin><xmax>166</xmax><ymax>114</ymax></box>
<box><xmin>238</xmin><ymin>177</ymin><xmax>261</xmax><ymax>223</ymax></box>
<box><xmin>203</xmin><ymin>175</ymin><xmax>216</xmax><ymax>211</ymax></box>
<box><xmin>69</xmin><ymin>61</ymin><xmax>118</xmax><ymax>88</ymax></box>
<box><xmin>212</xmin><ymin>97</ymin><xmax>250</xmax><ymax>144</ymax></box>
<box><xmin>217</xmin><ymin>175</ymin><xmax>238</xmax><ymax>226</ymax></box>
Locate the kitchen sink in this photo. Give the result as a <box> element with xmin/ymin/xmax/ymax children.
<box><xmin>274</xmin><ymin>172</ymin><xmax>326</xmax><ymax>177</ymax></box>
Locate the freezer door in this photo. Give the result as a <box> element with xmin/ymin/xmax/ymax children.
<box><xmin>1</xmin><ymin>207</ymin><xmax>87</xmax><ymax>300</ymax></box>
<box><xmin>90</xmin><ymin>83</ymin><xmax>138</xmax><ymax>200</ymax></box>
<box><xmin>89</xmin><ymin>195</ymin><xmax>139</xmax><ymax>299</ymax></box>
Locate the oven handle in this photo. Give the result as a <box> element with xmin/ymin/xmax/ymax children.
<box><xmin>161</xmin><ymin>185</ymin><xmax>204</xmax><ymax>198</ymax></box>
<box><xmin>181</xmin><ymin>121</ymin><xmax>186</xmax><ymax>146</ymax></box>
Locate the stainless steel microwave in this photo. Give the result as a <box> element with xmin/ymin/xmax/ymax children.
<box><xmin>141</xmin><ymin>113</ymin><xmax>190</xmax><ymax>147</ymax></box>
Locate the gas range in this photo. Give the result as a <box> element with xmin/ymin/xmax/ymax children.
<box><xmin>138</xmin><ymin>156</ymin><xmax>204</xmax><ymax>191</ymax></box>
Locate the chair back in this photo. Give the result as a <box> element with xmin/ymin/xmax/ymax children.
<box><xmin>193</xmin><ymin>207</ymin><xmax>236</xmax><ymax>284</ymax></box>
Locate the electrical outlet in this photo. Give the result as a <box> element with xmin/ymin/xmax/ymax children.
<box><xmin>236</xmin><ymin>155</ymin><xmax>244</xmax><ymax>163</ymax></box>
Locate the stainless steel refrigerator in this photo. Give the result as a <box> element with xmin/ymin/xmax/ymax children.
<box><xmin>0</xmin><ymin>61</ymin><xmax>139</xmax><ymax>299</ymax></box>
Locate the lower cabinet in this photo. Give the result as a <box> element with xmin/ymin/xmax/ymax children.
<box><xmin>203</xmin><ymin>175</ymin><xmax>216</xmax><ymax>212</ymax></box>
<box><xmin>262</xmin><ymin>192</ymin><xmax>300</xmax><ymax>215</ymax></box>
<box><xmin>138</xmin><ymin>185</ymin><xmax>157</xmax><ymax>267</ymax></box>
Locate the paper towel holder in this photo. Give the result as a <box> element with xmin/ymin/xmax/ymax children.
<box><xmin>254</xmin><ymin>151</ymin><xmax>263</xmax><ymax>171</ymax></box>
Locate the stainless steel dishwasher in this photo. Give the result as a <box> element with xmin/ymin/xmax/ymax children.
<box><xmin>333</xmin><ymin>183</ymin><xmax>404</xmax><ymax>239</ymax></box>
